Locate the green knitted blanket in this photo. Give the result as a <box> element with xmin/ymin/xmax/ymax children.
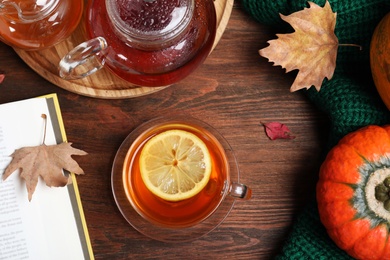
<box><xmin>241</xmin><ymin>0</ymin><xmax>390</xmax><ymax>259</ymax></box>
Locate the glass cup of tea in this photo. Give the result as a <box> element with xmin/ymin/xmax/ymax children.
<box><xmin>111</xmin><ymin>116</ymin><xmax>251</xmax><ymax>242</ymax></box>
<box><xmin>0</xmin><ymin>0</ymin><xmax>83</xmax><ymax>50</ymax></box>
<box><xmin>58</xmin><ymin>0</ymin><xmax>216</xmax><ymax>87</ymax></box>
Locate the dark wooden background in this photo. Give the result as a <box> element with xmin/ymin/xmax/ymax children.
<box><xmin>0</xmin><ymin>2</ymin><xmax>329</xmax><ymax>259</ymax></box>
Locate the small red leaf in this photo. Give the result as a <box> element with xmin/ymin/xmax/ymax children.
<box><xmin>262</xmin><ymin>122</ymin><xmax>296</xmax><ymax>140</ymax></box>
<box><xmin>0</xmin><ymin>74</ymin><xmax>4</xmax><ymax>84</ymax></box>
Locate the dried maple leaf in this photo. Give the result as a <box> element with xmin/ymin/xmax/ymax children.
<box><xmin>262</xmin><ymin>122</ymin><xmax>296</xmax><ymax>140</ymax></box>
<box><xmin>3</xmin><ymin>142</ymin><xmax>87</xmax><ymax>201</ymax></box>
<box><xmin>2</xmin><ymin>114</ymin><xmax>88</xmax><ymax>201</ymax></box>
<box><xmin>259</xmin><ymin>1</ymin><xmax>338</xmax><ymax>92</ymax></box>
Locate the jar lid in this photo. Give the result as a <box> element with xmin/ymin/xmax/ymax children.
<box><xmin>106</xmin><ymin>0</ymin><xmax>194</xmax><ymax>48</ymax></box>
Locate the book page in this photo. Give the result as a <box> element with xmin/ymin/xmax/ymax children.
<box><xmin>0</xmin><ymin>97</ymin><xmax>88</xmax><ymax>260</ymax></box>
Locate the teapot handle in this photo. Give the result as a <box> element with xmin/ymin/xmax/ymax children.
<box><xmin>59</xmin><ymin>37</ymin><xmax>108</xmax><ymax>80</ymax></box>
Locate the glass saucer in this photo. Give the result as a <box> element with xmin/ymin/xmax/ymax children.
<box><xmin>111</xmin><ymin>116</ymin><xmax>239</xmax><ymax>242</ymax></box>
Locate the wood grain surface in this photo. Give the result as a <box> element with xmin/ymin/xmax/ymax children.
<box><xmin>13</xmin><ymin>0</ymin><xmax>233</xmax><ymax>99</ymax></box>
<box><xmin>0</xmin><ymin>2</ymin><xmax>329</xmax><ymax>259</ymax></box>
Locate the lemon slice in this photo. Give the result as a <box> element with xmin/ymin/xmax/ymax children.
<box><xmin>139</xmin><ymin>129</ymin><xmax>212</xmax><ymax>202</ymax></box>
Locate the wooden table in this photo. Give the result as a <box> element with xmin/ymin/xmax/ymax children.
<box><xmin>0</xmin><ymin>3</ymin><xmax>329</xmax><ymax>259</ymax></box>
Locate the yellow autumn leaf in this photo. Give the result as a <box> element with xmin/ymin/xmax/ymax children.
<box><xmin>259</xmin><ymin>0</ymin><xmax>338</xmax><ymax>92</ymax></box>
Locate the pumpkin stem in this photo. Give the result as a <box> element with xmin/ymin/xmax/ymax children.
<box><xmin>375</xmin><ymin>183</ymin><xmax>390</xmax><ymax>209</ymax></box>
<box><xmin>375</xmin><ymin>176</ymin><xmax>390</xmax><ymax>212</ymax></box>
<box><xmin>368</xmin><ymin>169</ymin><xmax>390</xmax><ymax>220</ymax></box>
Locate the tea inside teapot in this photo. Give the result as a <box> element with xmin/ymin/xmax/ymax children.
<box><xmin>0</xmin><ymin>0</ymin><xmax>83</xmax><ymax>50</ymax></box>
<box><xmin>59</xmin><ymin>0</ymin><xmax>217</xmax><ymax>87</ymax></box>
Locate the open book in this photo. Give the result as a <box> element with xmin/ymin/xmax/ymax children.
<box><xmin>0</xmin><ymin>94</ymin><xmax>94</xmax><ymax>259</ymax></box>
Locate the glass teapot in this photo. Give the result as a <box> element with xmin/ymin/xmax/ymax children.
<box><xmin>58</xmin><ymin>0</ymin><xmax>216</xmax><ymax>87</ymax></box>
<box><xmin>0</xmin><ymin>0</ymin><xmax>83</xmax><ymax>50</ymax></box>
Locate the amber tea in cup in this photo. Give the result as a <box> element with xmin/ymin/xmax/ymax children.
<box><xmin>120</xmin><ymin>117</ymin><xmax>251</xmax><ymax>230</ymax></box>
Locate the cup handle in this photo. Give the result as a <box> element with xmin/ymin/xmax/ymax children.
<box><xmin>229</xmin><ymin>183</ymin><xmax>252</xmax><ymax>200</ymax></box>
<box><xmin>59</xmin><ymin>37</ymin><xmax>108</xmax><ymax>80</ymax></box>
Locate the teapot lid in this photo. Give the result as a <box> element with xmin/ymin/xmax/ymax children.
<box><xmin>0</xmin><ymin>0</ymin><xmax>59</xmax><ymax>23</ymax></box>
<box><xmin>106</xmin><ymin>0</ymin><xmax>194</xmax><ymax>46</ymax></box>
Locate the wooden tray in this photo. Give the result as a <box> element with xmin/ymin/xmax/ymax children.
<box><xmin>14</xmin><ymin>0</ymin><xmax>234</xmax><ymax>99</ymax></box>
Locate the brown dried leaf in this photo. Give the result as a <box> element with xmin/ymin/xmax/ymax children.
<box><xmin>3</xmin><ymin>142</ymin><xmax>87</xmax><ymax>201</ymax></box>
<box><xmin>259</xmin><ymin>1</ymin><xmax>338</xmax><ymax>92</ymax></box>
<box><xmin>0</xmin><ymin>74</ymin><xmax>4</xmax><ymax>84</ymax></box>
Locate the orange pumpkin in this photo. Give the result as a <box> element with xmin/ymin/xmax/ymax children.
<box><xmin>370</xmin><ymin>12</ymin><xmax>390</xmax><ymax>109</ymax></box>
<box><xmin>317</xmin><ymin>125</ymin><xmax>390</xmax><ymax>259</ymax></box>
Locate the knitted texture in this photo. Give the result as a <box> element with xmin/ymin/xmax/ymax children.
<box><xmin>241</xmin><ymin>0</ymin><xmax>390</xmax><ymax>258</ymax></box>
